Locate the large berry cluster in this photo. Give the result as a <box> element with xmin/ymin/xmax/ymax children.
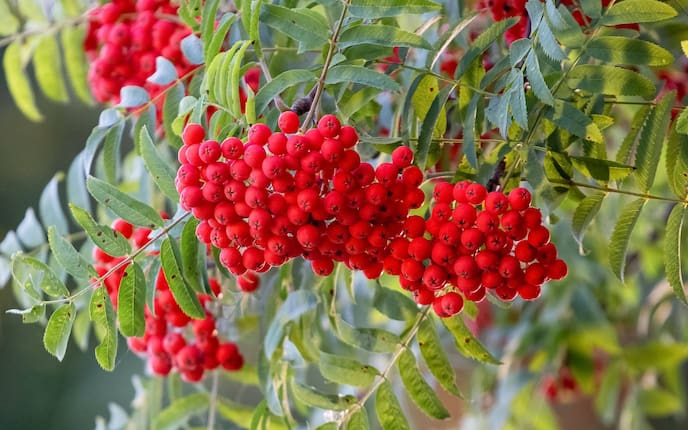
<box><xmin>384</xmin><ymin>181</ymin><xmax>567</xmax><ymax>318</ymax></box>
<box><xmin>175</xmin><ymin>114</ymin><xmax>426</xmax><ymax>284</ymax></box>
<box><xmin>84</xmin><ymin>0</ymin><xmax>195</xmax><ymax>104</ymax></box>
<box><xmin>92</xmin><ymin>218</ymin><xmax>244</xmax><ymax>382</ymax></box>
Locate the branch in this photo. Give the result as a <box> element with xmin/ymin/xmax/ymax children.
<box><xmin>336</xmin><ymin>307</ymin><xmax>431</xmax><ymax>427</ymax></box>
<box><xmin>300</xmin><ymin>0</ymin><xmax>352</xmax><ymax>130</ymax></box>
<box><xmin>37</xmin><ymin>212</ymin><xmax>191</xmax><ymax>306</ymax></box>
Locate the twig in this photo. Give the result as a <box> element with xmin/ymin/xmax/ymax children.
<box><xmin>336</xmin><ymin>307</ymin><xmax>431</xmax><ymax>427</ymax></box>
<box><xmin>300</xmin><ymin>0</ymin><xmax>352</xmax><ymax>130</ymax></box>
<box><xmin>36</xmin><ymin>212</ymin><xmax>191</xmax><ymax>306</ymax></box>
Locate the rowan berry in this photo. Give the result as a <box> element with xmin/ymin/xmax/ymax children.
<box><xmin>278</xmin><ymin>110</ymin><xmax>300</xmax><ymax>133</ymax></box>
<box><xmin>317</xmin><ymin>114</ymin><xmax>341</xmax><ymax>138</ymax></box>
<box><xmin>508</xmin><ymin>187</ymin><xmax>532</xmax><ymax>211</ymax></box>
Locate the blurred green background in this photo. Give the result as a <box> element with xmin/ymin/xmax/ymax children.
<box><xmin>0</xmin><ymin>71</ymin><xmax>142</xmax><ymax>429</ymax></box>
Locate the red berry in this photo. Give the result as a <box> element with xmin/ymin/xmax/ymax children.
<box><xmin>547</xmin><ymin>259</ymin><xmax>568</xmax><ymax>280</ymax></box>
<box><xmin>237</xmin><ymin>271</ymin><xmax>260</xmax><ymax>292</ymax></box>
<box><xmin>217</xmin><ymin>342</ymin><xmax>244</xmax><ymax>371</ymax></box>
<box><xmin>248</xmin><ymin>123</ymin><xmax>272</xmax><ymax>145</ymax></box>
<box><xmin>182</xmin><ymin>123</ymin><xmax>205</xmax><ymax>146</ymax></box>
<box><xmin>391</xmin><ymin>146</ymin><xmax>414</xmax><ymax>168</ymax></box>
<box><xmin>508</xmin><ymin>187</ymin><xmax>532</xmax><ymax>211</ymax></box>
<box><xmin>278</xmin><ymin>110</ymin><xmax>300</xmax><ymax>133</ymax></box>
<box><xmin>439</xmin><ymin>292</ymin><xmax>464</xmax><ymax>316</ymax></box>
<box><xmin>465</xmin><ymin>183</ymin><xmax>487</xmax><ymax>204</ymax></box>
<box><xmin>484</xmin><ymin>191</ymin><xmax>509</xmax><ymax>214</ymax></box>
<box><xmin>317</xmin><ymin>114</ymin><xmax>341</xmax><ymax>138</ymax></box>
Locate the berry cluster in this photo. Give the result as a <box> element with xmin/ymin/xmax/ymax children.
<box><xmin>92</xmin><ymin>218</ymin><xmax>244</xmax><ymax>382</ymax></box>
<box><xmin>383</xmin><ymin>181</ymin><xmax>567</xmax><ymax>318</ymax></box>
<box><xmin>84</xmin><ymin>0</ymin><xmax>195</xmax><ymax>105</ymax></box>
<box><xmin>175</xmin><ymin>114</ymin><xmax>425</xmax><ymax>284</ymax></box>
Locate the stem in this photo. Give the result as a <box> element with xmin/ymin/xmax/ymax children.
<box><xmin>0</xmin><ymin>15</ymin><xmax>89</xmax><ymax>49</ymax></box>
<box><xmin>300</xmin><ymin>0</ymin><xmax>351</xmax><ymax>131</ymax></box>
<box><xmin>256</xmin><ymin>53</ymin><xmax>289</xmax><ymax>111</ymax></box>
<box><xmin>336</xmin><ymin>308</ymin><xmax>431</xmax><ymax>427</ymax></box>
<box><xmin>38</xmin><ymin>212</ymin><xmax>191</xmax><ymax>306</ymax></box>
<box><xmin>207</xmin><ymin>370</ymin><xmax>220</xmax><ymax>430</ymax></box>
<box><xmin>547</xmin><ymin>178</ymin><xmax>688</xmax><ymax>204</ymax></box>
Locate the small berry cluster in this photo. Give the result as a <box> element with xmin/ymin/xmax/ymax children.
<box><xmin>84</xmin><ymin>0</ymin><xmax>195</xmax><ymax>105</ymax></box>
<box><xmin>175</xmin><ymin>114</ymin><xmax>425</xmax><ymax>284</ymax></box>
<box><xmin>384</xmin><ymin>181</ymin><xmax>567</xmax><ymax>318</ymax></box>
<box><xmin>92</xmin><ymin>218</ymin><xmax>244</xmax><ymax>382</ymax></box>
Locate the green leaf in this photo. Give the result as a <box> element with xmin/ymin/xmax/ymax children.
<box><xmin>462</xmin><ymin>93</ymin><xmax>480</xmax><ymax>169</ymax></box>
<box><xmin>163</xmin><ymin>82</ymin><xmax>185</xmax><ymax>149</ymax></box>
<box><xmin>0</xmin><ymin>0</ymin><xmax>19</xmax><ymax>35</ymax></box>
<box><xmin>180</xmin><ymin>217</ymin><xmax>205</xmax><ymax>294</ymax></box>
<box><xmin>545</xmin><ymin>100</ymin><xmax>603</xmax><ymax>143</ymax></box>
<box><xmin>524</xmin><ymin>50</ymin><xmax>554</xmax><ymax>105</ymax></box>
<box><xmin>571</xmin><ymin>192</ymin><xmax>605</xmax><ymax>244</ymax></box>
<box><xmin>39</xmin><ymin>174</ymin><xmax>69</xmax><ymax>235</ymax></box>
<box><xmin>4</xmin><ymin>40</ymin><xmax>42</xmax><ymax>121</ymax></box>
<box><xmin>346</xmin><ymin>407</ymin><xmax>370</xmax><ymax>430</ymax></box>
<box><xmin>587</xmin><ymin>36</ymin><xmax>673</xmax><ymax>67</ymax></box>
<box><xmin>333</xmin><ymin>316</ymin><xmax>400</xmax><ymax>353</ymax></box>
<box><xmin>325</xmin><ymin>65</ymin><xmax>401</xmax><ymax>92</ymax></box>
<box><xmin>264</xmin><ymin>289</ymin><xmax>318</xmax><ymax>358</ymax></box>
<box><xmin>455</xmin><ymin>17</ymin><xmax>519</xmax><ymax>80</ymax></box>
<box><xmin>160</xmin><ymin>237</ymin><xmax>205</xmax><ymax>319</ymax></box>
<box><xmin>90</xmin><ymin>286</ymin><xmax>118</xmax><ymax>371</ymax></box>
<box><xmin>375</xmin><ymin>381</ymin><xmax>411</xmax><ymax>430</ymax></box>
<box><xmin>566</xmin><ymin>65</ymin><xmax>656</xmax><ymax>99</ymax></box>
<box><xmin>319</xmin><ymin>350</ymin><xmax>379</xmax><ymax>387</ymax></box>
<box><xmin>119</xmin><ymin>86</ymin><xmax>150</xmax><ymax>108</ymax></box>
<box><xmin>255</xmin><ymin>69</ymin><xmax>317</xmax><ymax>115</ymax></box>
<box><xmin>260</xmin><ymin>5</ymin><xmax>329</xmax><ymax>52</ymax></box>
<box><xmin>48</xmin><ymin>226</ymin><xmax>96</xmax><ymax>281</ymax></box>
<box><xmin>442</xmin><ymin>315</ymin><xmax>500</xmax><ymax>364</ymax></box>
<box><xmin>372</xmin><ymin>286</ymin><xmax>418</xmax><ymax>321</ymax></box>
<box><xmin>507</xmin><ymin>69</ymin><xmax>527</xmax><ymax>129</ymax></box>
<box><xmin>349</xmin><ymin>0</ymin><xmax>441</xmax><ymax>17</ymax></box>
<box><xmin>43</xmin><ymin>302</ymin><xmax>76</xmax><ymax>361</ymax></box>
<box><xmin>86</xmin><ymin>176</ymin><xmax>165</xmax><ymax>228</ymax></box>
<box><xmin>416</xmin><ymin>84</ymin><xmax>453</xmax><ymax>169</ymax></box>
<box><xmin>102</xmin><ymin>121</ymin><xmax>124</xmax><ymax>184</ymax></box>
<box><xmin>291</xmin><ymin>382</ymin><xmax>356</xmax><ymax>411</ymax></box>
<box><xmin>664</xmin><ymin>204</ymin><xmax>686</xmax><ymax>304</ymax></box>
<box><xmin>608</xmin><ymin>198</ymin><xmax>645</xmax><ymax>282</ymax></box>
<box><xmin>666</xmin><ymin>128</ymin><xmax>688</xmax><ymax>198</ymax></box>
<box><xmin>8</xmin><ymin>304</ymin><xmax>46</xmax><ymax>324</ymax></box>
<box><xmin>398</xmin><ymin>349</ymin><xmax>450</xmax><ymax>419</ymax></box>
<box><xmin>181</xmin><ymin>34</ymin><xmax>203</xmax><ymax>65</ymax></box>
<box><xmin>600</xmin><ymin>0</ymin><xmax>677</xmax><ymax>26</ymax></box>
<box><xmin>153</xmin><ymin>393</ymin><xmax>209</xmax><ymax>430</ymax></box>
<box><xmin>412</xmin><ymin>75</ymin><xmax>447</xmax><ymax>135</ymax></box>
<box><xmin>12</xmin><ymin>254</ymin><xmax>69</xmax><ymax>297</ymax></box>
<box><xmin>339</xmin><ymin>25</ymin><xmax>431</xmax><ymax>50</ymax></box>
<box><xmin>638</xmin><ymin>388</ymin><xmax>683</xmax><ymax>417</ymax></box>
<box><xmin>624</xmin><ymin>341</ymin><xmax>688</xmax><ymax>371</ymax></box>
<box><xmin>417</xmin><ymin>318</ymin><xmax>460</xmax><ymax>396</ymax></box>
<box><xmin>16</xmin><ymin>207</ymin><xmax>45</xmax><ymax>248</ymax></box>
<box><xmin>634</xmin><ymin>91</ymin><xmax>674</xmax><ymax>192</ymax></box>
<box><xmin>570</xmin><ymin>156</ymin><xmax>635</xmax><ymax>182</ymax></box>
<box><xmin>69</xmin><ymin>204</ymin><xmax>131</xmax><ymax>257</ymax></box>
<box><xmin>61</xmin><ymin>27</ymin><xmax>92</xmax><ymax>104</ymax></box>
<box><xmin>617</xmin><ymin>105</ymin><xmax>651</xmax><ymax>164</ymax></box>
<box><xmin>117</xmin><ymin>262</ymin><xmax>146</xmax><ymax>337</ymax></box>
<box><xmin>207</xmin><ymin>13</ymin><xmax>236</xmax><ymax>62</ymax></box>
<box><xmin>139</xmin><ymin>126</ymin><xmax>179</xmax><ymax>201</ymax></box>
<box><xmin>536</xmin><ymin>15</ymin><xmax>566</xmax><ymax>61</ymax></box>
<box><xmin>33</xmin><ymin>35</ymin><xmax>68</xmax><ymax>102</ymax></box>
<box><xmin>67</xmin><ymin>151</ymin><xmax>92</xmax><ymax>213</ymax></box>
